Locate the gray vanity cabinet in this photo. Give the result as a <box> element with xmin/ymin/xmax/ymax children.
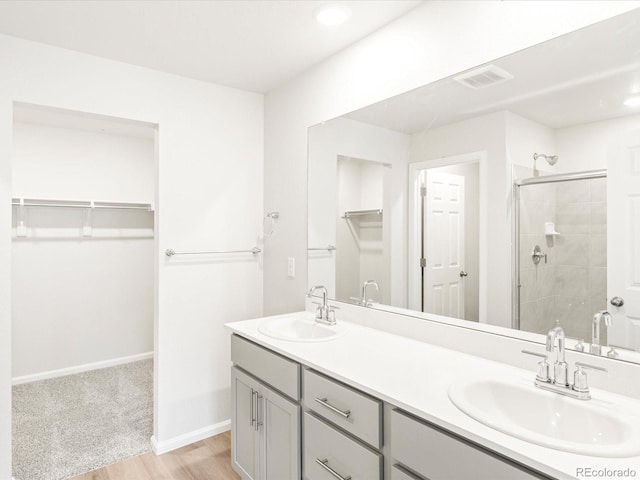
<box><xmin>229</xmin><ymin>333</ymin><xmax>557</xmax><ymax>480</ymax></box>
<box><xmin>230</xmin><ymin>336</ymin><xmax>301</xmax><ymax>480</ymax></box>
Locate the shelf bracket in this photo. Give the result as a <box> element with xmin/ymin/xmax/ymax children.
<box><xmin>16</xmin><ymin>198</ymin><xmax>27</xmax><ymax>237</ymax></box>
<box><xmin>82</xmin><ymin>201</ymin><xmax>95</xmax><ymax>237</ymax></box>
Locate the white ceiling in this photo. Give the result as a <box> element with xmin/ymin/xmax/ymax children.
<box><xmin>345</xmin><ymin>8</ymin><xmax>640</xmax><ymax>132</ymax></box>
<box><xmin>0</xmin><ymin>0</ymin><xmax>422</xmax><ymax>93</ymax></box>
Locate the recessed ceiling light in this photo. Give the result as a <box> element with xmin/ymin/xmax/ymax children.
<box><xmin>623</xmin><ymin>95</ymin><xmax>640</xmax><ymax>107</ymax></box>
<box><xmin>315</xmin><ymin>4</ymin><xmax>352</xmax><ymax>27</ymax></box>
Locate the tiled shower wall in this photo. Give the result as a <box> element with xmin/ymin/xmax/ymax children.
<box><xmin>519</xmin><ymin>180</ymin><xmax>557</xmax><ymax>334</ymax></box>
<box><xmin>519</xmin><ymin>177</ymin><xmax>607</xmax><ymax>342</ymax></box>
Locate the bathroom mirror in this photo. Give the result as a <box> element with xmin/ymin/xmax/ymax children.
<box><xmin>307</xmin><ymin>9</ymin><xmax>640</xmax><ymax>363</ymax></box>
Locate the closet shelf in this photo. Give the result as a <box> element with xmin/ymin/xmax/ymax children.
<box><xmin>308</xmin><ymin>244</ymin><xmax>336</xmax><ymax>252</ymax></box>
<box><xmin>342</xmin><ymin>209</ymin><xmax>383</xmax><ymax>219</ymax></box>
<box><xmin>11</xmin><ymin>198</ymin><xmax>154</xmax><ymax>211</ymax></box>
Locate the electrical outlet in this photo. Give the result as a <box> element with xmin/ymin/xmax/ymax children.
<box><xmin>287</xmin><ymin>257</ymin><xmax>295</xmax><ymax>278</ymax></box>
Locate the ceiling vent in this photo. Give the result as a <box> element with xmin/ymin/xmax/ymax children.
<box><xmin>453</xmin><ymin>65</ymin><xmax>514</xmax><ymax>89</ymax></box>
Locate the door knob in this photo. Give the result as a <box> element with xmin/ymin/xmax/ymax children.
<box><xmin>610</xmin><ymin>296</ymin><xmax>624</xmax><ymax>307</ymax></box>
<box><xmin>459</xmin><ymin>270</ymin><xmax>468</xmax><ymax>277</ymax></box>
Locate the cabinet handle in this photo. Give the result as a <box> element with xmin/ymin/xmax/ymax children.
<box><xmin>256</xmin><ymin>394</ymin><xmax>264</xmax><ymax>431</ymax></box>
<box><xmin>315</xmin><ymin>458</ymin><xmax>351</xmax><ymax>480</ymax></box>
<box><xmin>315</xmin><ymin>397</ymin><xmax>351</xmax><ymax>418</ymax></box>
<box><xmin>252</xmin><ymin>390</ymin><xmax>259</xmax><ymax>429</ymax></box>
<box><xmin>250</xmin><ymin>389</ymin><xmax>255</xmax><ymax>427</ymax></box>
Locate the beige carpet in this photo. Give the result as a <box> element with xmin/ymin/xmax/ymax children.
<box><xmin>12</xmin><ymin>359</ymin><xmax>153</xmax><ymax>480</ymax></box>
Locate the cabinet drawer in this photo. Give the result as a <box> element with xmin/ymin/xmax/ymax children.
<box><xmin>303</xmin><ymin>369</ymin><xmax>382</xmax><ymax>448</ymax></box>
<box><xmin>390</xmin><ymin>409</ymin><xmax>548</xmax><ymax>480</ymax></box>
<box><xmin>391</xmin><ymin>464</ymin><xmax>426</xmax><ymax>480</ymax></box>
<box><xmin>231</xmin><ymin>335</ymin><xmax>300</xmax><ymax>401</ymax></box>
<box><xmin>304</xmin><ymin>412</ymin><xmax>382</xmax><ymax>480</ymax></box>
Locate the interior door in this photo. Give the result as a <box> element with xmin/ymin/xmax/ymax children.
<box><xmin>424</xmin><ymin>171</ymin><xmax>465</xmax><ymax>319</ymax></box>
<box><xmin>607</xmin><ymin>130</ymin><xmax>640</xmax><ymax>351</ymax></box>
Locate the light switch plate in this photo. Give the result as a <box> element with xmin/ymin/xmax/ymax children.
<box><xmin>287</xmin><ymin>257</ymin><xmax>295</xmax><ymax>277</ymax></box>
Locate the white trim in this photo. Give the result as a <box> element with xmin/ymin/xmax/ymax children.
<box><xmin>408</xmin><ymin>151</ymin><xmax>488</xmax><ymax>322</ymax></box>
<box><xmin>150</xmin><ymin>419</ymin><xmax>231</xmax><ymax>455</ymax></box>
<box><xmin>11</xmin><ymin>351</ymin><xmax>154</xmax><ymax>385</ymax></box>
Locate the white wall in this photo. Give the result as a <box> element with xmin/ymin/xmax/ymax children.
<box><xmin>410</xmin><ymin>111</ymin><xmax>507</xmax><ymax>325</ymax></box>
<box><xmin>11</xmin><ymin>120</ymin><xmax>154</xmax><ymax>380</ymax></box>
<box><xmin>0</xmin><ymin>34</ymin><xmax>263</xmax><ymax>475</ymax></box>
<box><xmin>506</xmin><ymin>112</ymin><xmax>558</xmax><ymax>173</ymax></box>
<box><xmin>307</xmin><ymin>117</ymin><xmax>409</xmax><ymax>306</ymax></box>
<box><xmin>556</xmin><ymin>114</ymin><xmax>640</xmax><ymax>171</ymax></box>
<box><xmin>263</xmin><ymin>0</ymin><xmax>639</xmax><ymax>318</ymax></box>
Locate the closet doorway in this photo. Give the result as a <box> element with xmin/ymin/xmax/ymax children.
<box><xmin>10</xmin><ymin>103</ymin><xmax>157</xmax><ymax>480</ymax></box>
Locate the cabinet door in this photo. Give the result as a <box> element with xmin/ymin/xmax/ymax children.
<box><xmin>231</xmin><ymin>367</ymin><xmax>261</xmax><ymax>480</ymax></box>
<box><xmin>261</xmin><ymin>384</ymin><xmax>301</xmax><ymax>480</ymax></box>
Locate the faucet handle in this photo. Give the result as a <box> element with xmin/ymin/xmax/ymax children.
<box><xmin>522</xmin><ymin>350</ymin><xmax>550</xmax><ymax>383</ymax></box>
<box><xmin>574</xmin><ymin>362</ymin><xmax>607</xmax><ymax>373</ymax></box>
<box><xmin>522</xmin><ymin>349</ymin><xmax>547</xmax><ymax>358</ymax></box>
<box><xmin>607</xmin><ymin>346</ymin><xmax>619</xmax><ymax>358</ymax></box>
<box><xmin>573</xmin><ymin>362</ymin><xmax>607</xmax><ymax>396</ymax></box>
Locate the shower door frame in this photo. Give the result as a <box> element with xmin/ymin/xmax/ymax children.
<box><xmin>512</xmin><ymin>169</ymin><xmax>607</xmax><ymax>330</ymax></box>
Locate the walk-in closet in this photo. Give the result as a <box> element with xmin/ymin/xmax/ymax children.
<box><xmin>11</xmin><ymin>103</ymin><xmax>156</xmax><ymax>480</ymax></box>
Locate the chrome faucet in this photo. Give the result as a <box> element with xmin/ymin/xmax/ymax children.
<box><xmin>523</xmin><ymin>325</ymin><xmax>608</xmax><ymax>400</ymax></box>
<box><xmin>307</xmin><ymin>285</ymin><xmax>336</xmax><ymax>325</ymax></box>
<box><xmin>546</xmin><ymin>325</ymin><xmax>568</xmax><ymax>386</ymax></box>
<box><xmin>590</xmin><ymin>311</ymin><xmax>612</xmax><ymax>355</ymax></box>
<box><xmin>360</xmin><ymin>280</ymin><xmax>379</xmax><ymax>307</ymax></box>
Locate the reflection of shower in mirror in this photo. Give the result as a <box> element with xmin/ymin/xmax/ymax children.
<box><xmin>533</xmin><ymin>152</ymin><xmax>558</xmax><ymax>176</ymax></box>
<box><xmin>515</xmin><ymin>171</ymin><xmax>608</xmax><ymax>349</ymax></box>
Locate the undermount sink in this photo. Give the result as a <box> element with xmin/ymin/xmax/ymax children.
<box><xmin>448</xmin><ymin>379</ymin><xmax>640</xmax><ymax>457</ymax></box>
<box><xmin>258</xmin><ymin>313</ymin><xmax>346</xmax><ymax>342</ymax></box>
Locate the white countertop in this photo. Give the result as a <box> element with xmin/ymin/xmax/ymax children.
<box><xmin>226</xmin><ymin>311</ymin><xmax>640</xmax><ymax>480</ymax></box>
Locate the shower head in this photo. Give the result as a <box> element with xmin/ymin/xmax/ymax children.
<box><xmin>533</xmin><ymin>152</ymin><xmax>558</xmax><ymax>166</ymax></box>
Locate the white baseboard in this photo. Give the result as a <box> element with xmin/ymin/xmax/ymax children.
<box><xmin>12</xmin><ymin>351</ymin><xmax>154</xmax><ymax>385</ymax></box>
<box><xmin>151</xmin><ymin>419</ymin><xmax>231</xmax><ymax>455</ymax></box>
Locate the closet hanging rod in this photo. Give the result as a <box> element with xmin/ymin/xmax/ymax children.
<box><xmin>342</xmin><ymin>209</ymin><xmax>383</xmax><ymax>219</ymax></box>
<box><xmin>165</xmin><ymin>247</ymin><xmax>261</xmax><ymax>257</ymax></box>
<box><xmin>308</xmin><ymin>245</ymin><xmax>336</xmax><ymax>251</ymax></box>
<box><xmin>11</xmin><ymin>198</ymin><xmax>153</xmax><ymax>211</ymax></box>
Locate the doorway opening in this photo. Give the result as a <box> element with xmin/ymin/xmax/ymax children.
<box><xmin>10</xmin><ymin>103</ymin><xmax>157</xmax><ymax>480</ymax></box>
<box><xmin>408</xmin><ymin>152</ymin><xmax>484</xmax><ymax>322</ymax></box>
<box><xmin>335</xmin><ymin>155</ymin><xmax>392</xmax><ymax>306</ymax></box>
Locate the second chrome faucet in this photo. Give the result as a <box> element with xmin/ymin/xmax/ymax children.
<box><xmin>360</xmin><ymin>280</ymin><xmax>379</xmax><ymax>307</ymax></box>
<box><xmin>590</xmin><ymin>310</ymin><xmax>612</xmax><ymax>355</ymax></box>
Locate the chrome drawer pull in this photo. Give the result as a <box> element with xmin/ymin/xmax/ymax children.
<box><xmin>315</xmin><ymin>397</ymin><xmax>351</xmax><ymax>418</ymax></box>
<box><xmin>315</xmin><ymin>458</ymin><xmax>351</xmax><ymax>480</ymax></box>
